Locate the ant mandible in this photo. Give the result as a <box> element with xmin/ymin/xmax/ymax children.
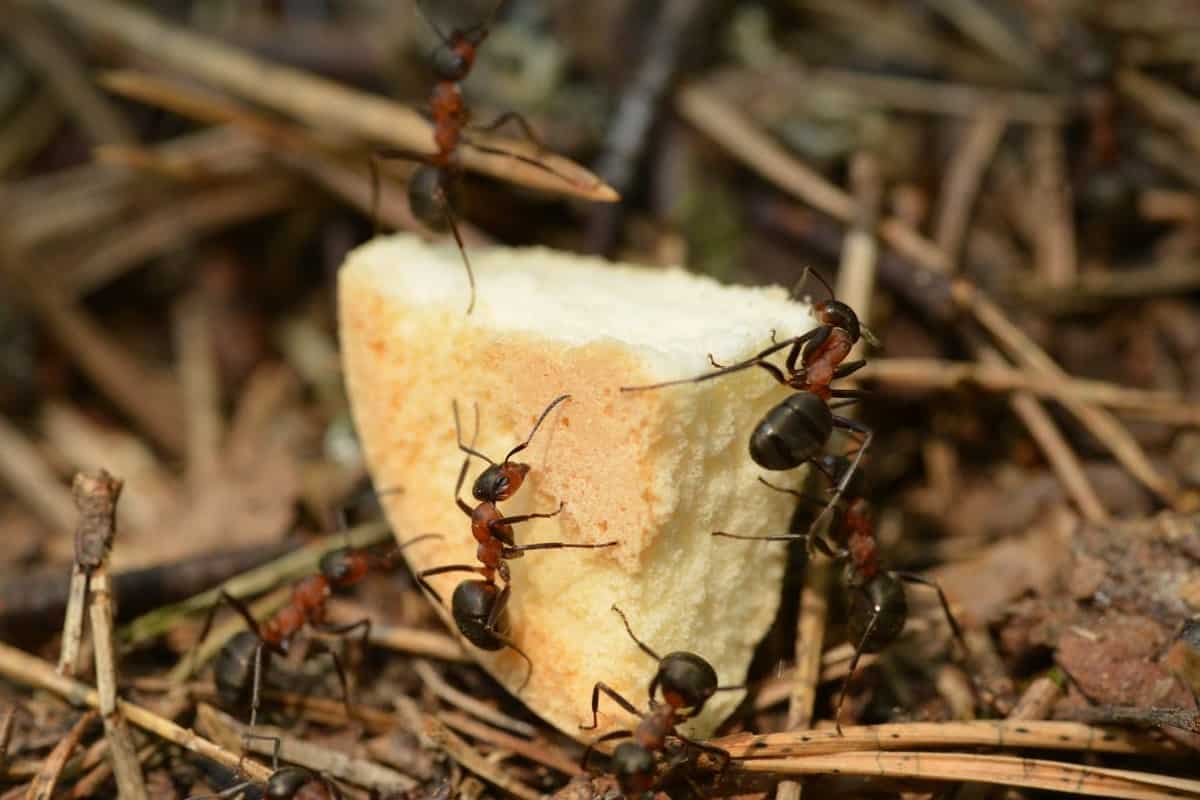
<box><xmin>195</xmin><ymin>534</ymin><xmax>439</xmax><ymax>736</ymax></box>
<box><xmin>373</xmin><ymin>0</ymin><xmax>565</xmax><ymax>315</ymax></box>
<box><xmin>715</xmin><ymin>456</ymin><xmax>967</xmax><ymax>733</ymax></box>
<box><xmin>416</xmin><ymin>394</ymin><xmax>618</xmax><ymax>689</ymax></box>
<box><xmin>580</xmin><ymin>606</ymin><xmax>740</xmax><ymax>796</ymax></box>
<box><xmin>621</xmin><ymin>268</ymin><xmax>876</xmax><ymax>547</ymax></box>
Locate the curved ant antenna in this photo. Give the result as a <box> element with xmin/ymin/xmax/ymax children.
<box><xmin>414</xmin><ymin>0</ymin><xmax>450</xmax><ymax>45</ymax></box>
<box><xmin>612</xmin><ymin>604</ymin><xmax>662</xmax><ymax>662</ymax></box>
<box><xmin>453</xmin><ymin>399</ymin><xmax>496</xmax><ymax>465</ymax></box>
<box><xmin>502</xmin><ymin>393</ymin><xmax>571</xmax><ymax>464</ymax></box>
<box><xmin>465</xmin><ymin>0</ymin><xmax>509</xmax><ymax>39</ymax></box>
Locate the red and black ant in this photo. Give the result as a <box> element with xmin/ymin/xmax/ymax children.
<box><xmin>714</xmin><ymin>455</ymin><xmax>967</xmax><ymax>733</ymax></box>
<box><xmin>580</xmin><ymin>606</ymin><xmax>740</xmax><ymax>796</ymax></box>
<box><xmin>195</xmin><ymin>534</ymin><xmax>439</xmax><ymax>735</ymax></box>
<box><xmin>620</xmin><ymin>268</ymin><xmax>876</xmax><ymax>545</ymax></box>
<box><xmin>416</xmin><ymin>394</ymin><xmax>618</xmax><ymax>689</ymax></box>
<box><xmin>372</xmin><ymin>0</ymin><xmax>573</xmax><ymax>315</ymax></box>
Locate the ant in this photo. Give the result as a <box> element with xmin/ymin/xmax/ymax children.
<box><xmin>372</xmin><ymin>0</ymin><xmax>569</xmax><ymax>315</ymax></box>
<box><xmin>195</xmin><ymin>534</ymin><xmax>439</xmax><ymax>736</ymax></box>
<box><xmin>580</xmin><ymin>606</ymin><xmax>740</xmax><ymax>797</ymax></box>
<box><xmin>416</xmin><ymin>394</ymin><xmax>618</xmax><ymax>689</ymax></box>
<box><xmin>185</xmin><ymin>737</ymin><xmax>342</xmax><ymax>800</ymax></box>
<box><xmin>714</xmin><ymin>455</ymin><xmax>967</xmax><ymax>733</ymax></box>
<box><xmin>620</xmin><ymin>268</ymin><xmax>877</xmax><ymax>546</ymax></box>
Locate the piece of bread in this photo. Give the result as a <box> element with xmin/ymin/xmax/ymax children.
<box><xmin>339</xmin><ymin>234</ymin><xmax>818</xmax><ymax>742</ymax></box>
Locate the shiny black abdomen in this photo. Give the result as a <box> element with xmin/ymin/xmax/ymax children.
<box><xmin>749</xmin><ymin>392</ymin><xmax>833</xmax><ymax>470</ymax></box>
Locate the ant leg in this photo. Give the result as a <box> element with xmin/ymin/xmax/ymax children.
<box><xmin>894</xmin><ymin>571</ymin><xmax>968</xmax><ymax>655</ymax></box>
<box><xmin>489</xmin><ymin>501</ymin><xmax>566</xmax><ymax>532</ymax></box>
<box><xmin>833</xmin><ymin>360</ymin><xmax>867</xmax><ymax>379</ymax></box>
<box><xmin>620</xmin><ymin>332</ymin><xmax>819</xmax><ymax>392</ymax></box>
<box><xmin>479</xmin><ymin>584</ymin><xmax>534</xmax><ymax>691</ymax></box>
<box><xmin>307</xmin><ymin>636</ymin><xmax>359</xmax><ymax>726</ymax></box>
<box><xmin>504</xmin><ymin>540</ymin><xmax>618</xmax><ymax>557</ymax></box>
<box><xmin>502</xmin><ymin>393</ymin><xmax>571</xmax><ymax>462</ymax></box>
<box><xmin>830</xmin><ymin>389</ymin><xmax>870</xmax><ymax>400</ymax></box>
<box><xmin>610</xmin><ymin>605</ymin><xmax>661</xmax><ymax>662</ymax></box>
<box><xmin>579</xmin><ymin>682</ymin><xmax>642</xmax><ymax>730</ymax></box>
<box><xmin>835</xmin><ymin>598</ymin><xmax>881</xmax><ymax>736</ymax></box>
<box><xmin>673</xmin><ymin>732</ymin><xmax>732</xmax><ymax>776</ymax></box>
<box><xmin>186</xmin><ymin>781</ymin><xmax>257</xmax><ymax>800</ymax></box>
<box><xmin>416</xmin><ymin>564</ymin><xmax>484</xmax><ymax>604</ymax></box>
<box><xmin>807</xmin><ymin>419</ymin><xmax>873</xmax><ymax>538</ymax></box>
<box><xmin>581</xmin><ymin>729</ymin><xmax>634</xmax><ymax>773</ymax></box>
<box><xmin>786</xmin><ymin>326</ymin><xmax>830</xmax><ymax>374</ymax></box>
<box><xmin>241</xmin><ymin>732</ymin><xmax>281</xmax><ymax>771</ymax></box>
<box><xmin>755</xmin><ymin>361</ymin><xmax>788</xmax><ymax>385</ymax></box>
<box><xmin>369</xmin><ymin>148</ymin><xmax>426</xmax><ymax>235</ymax></box>
<box><xmin>473</xmin><ymin>111</ymin><xmax>546</xmax><ymax>151</ymax></box>
<box><xmin>438</xmin><ymin>189</ymin><xmax>476</xmax><ymax>315</ymax></box>
<box><xmin>246</xmin><ymin>640</ymin><xmax>267</xmax><ymax>734</ymax></box>
<box><xmin>190</xmin><ymin>591</ymin><xmax>264</xmax><ymax>678</ymax></box>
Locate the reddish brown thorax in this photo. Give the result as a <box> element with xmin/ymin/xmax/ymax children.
<box><xmin>430</xmin><ymin>82</ymin><xmax>466</xmax><ymax>164</ymax></box>
<box><xmin>802</xmin><ymin>327</ymin><xmax>854</xmax><ymax>395</ymax></box>
<box><xmin>843</xmin><ymin>500</ymin><xmax>879</xmax><ymax>581</ymax></box>
<box><xmin>471</xmin><ymin>503</ymin><xmax>509</xmax><ymax>544</ymax></box>
<box><xmin>634</xmin><ymin>704</ymin><xmax>677</xmax><ymax>752</ymax></box>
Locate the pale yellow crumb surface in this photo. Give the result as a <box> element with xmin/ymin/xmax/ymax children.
<box><xmin>339</xmin><ymin>234</ymin><xmax>817</xmax><ymax>742</ymax></box>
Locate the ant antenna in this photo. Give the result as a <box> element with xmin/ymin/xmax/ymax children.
<box><xmin>789</xmin><ymin>265</ymin><xmax>836</xmax><ymax>303</ymax></box>
<box><xmin>464</xmin><ymin>0</ymin><xmax>508</xmax><ymax>40</ymax></box>
<box><xmin>612</xmin><ymin>605</ymin><xmax>662</xmax><ymax>662</ymax></box>
<box><xmin>414</xmin><ymin>0</ymin><xmax>450</xmax><ymax>45</ymax></box>
<box><xmin>502</xmin><ymin>394</ymin><xmax>571</xmax><ymax>464</ymax></box>
<box><xmin>453</xmin><ymin>399</ymin><xmax>496</xmax><ymax>465</ymax></box>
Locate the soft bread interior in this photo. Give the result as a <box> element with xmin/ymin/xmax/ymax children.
<box><xmin>339</xmin><ymin>234</ymin><xmax>817</xmax><ymax>741</ymax></box>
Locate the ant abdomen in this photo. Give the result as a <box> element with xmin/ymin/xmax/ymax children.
<box><xmin>264</xmin><ymin>766</ymin><xmax>319</xmax><ymax>800</ymax></box>
<box><xmin>750</xmin><ymin>392</ymin><xmax>834</xmax><ymax>470</ymax></box>
<box><xmin>407</xmin><ymin>165</ymin><xmax>457</xmax><ymax>229</ymax></box>
<box><xmin>452</xmin><ymin>580</ymin><xmax>505</xmax><ymax>650</ymax></box>
<box><xmin>847</xmin><ymin>573</ymin><xmax>908</xmax><ymax>653</ymax></box>
<box><xmin>611</xmin><ymin>742</ymin><xmax>657</xmax><ymax>795</ymax></box>
<box><xmin>214</xmin><ymin>630</ymin><xmax>263</xmax><ymax>708</ymax></box>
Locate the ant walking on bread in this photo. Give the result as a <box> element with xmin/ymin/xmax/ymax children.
<box><xmin>715</xmin><ymin>456</ymin><xmax>968</xmax><ymax>733</ymax></box>
<box><xmin>416</xmin><ymin>394</ymin><xmax>618</xmax><ymax>689</ymax></box>
<box><xmin>580</xmin><ymin>606</ymin><xmax>740</xmax><ymax>796</ymax></box>
<box><xmin>621</xmin><ymin>268</ymin><xmax>877</xmax><ymax>547</ymax></box>
<box><xmin>371</xmin><ymin>0</ymin><xmax>576</xmax><ymax>315</ymax></box>
<box><xmin>193</xmin><ymin>533</ymin><xmax>439</xmax><ymax>740</ymax></box>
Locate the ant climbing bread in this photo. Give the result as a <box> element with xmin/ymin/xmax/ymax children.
<box><xmin>580</xmin><ymin>606</ymin><xmax>740</xmax><ymax>796</ymax></box>
<box><xmin>194</xmin><ymin>534</ymin><xmax>439</xmax><ymax>738</ymax></box>
<box><xmin>185</xmin><ymin>735</ymin><xmax>342</xmax><ymax>799</ymax></box>
<box><xmin>621</xmin><ymin>267</ymin><xmax>877</xmax><ymax>545</ymax></box>
<box><xmin>371</xmin><ymin>0</ymin><xmax>574</xmax><ymax>315</ymax></box>
<box><xmin>714</xmin><ymin>456</ymin><xmax>968</xmax><ymax>733</ymax></box>
<box><xmin>415</xmin><ymin>394</ymin><xmax>618</xmax><ymax>689</ymax></box>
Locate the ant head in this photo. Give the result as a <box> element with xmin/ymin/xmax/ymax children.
<box><xmin>847</xmin><ymin>573</ymin><xmax>908</xmax><ymax>654</ymax></box>
<box><xmin>318</xmin><ymin>547</ymin><xmax>353</xmax><ymax>583</ymax></box>
<box><xmin>611</xmin><ymin>741</ymin><xmax>656</xmax><ymax>796</ymax></box>
<box><xmin>432</xmin><ymin>37</ymin><xmax>477</xmax><ymax>82</ymax></box>
<box><xmin>813</xmin><ymin>299</ymin><xmax>862</xmax><ymax>343</ymax></box>
<box><xmin>473</xmin><ymin>462</ymin><xmax>529</xmax><ymax>502</ymax></box>
<box><xmin>265</xmin><ymin>766</ymin><xmax>312</xmax><ymax>799</ymax></box>
<box><xmin>657</xmin><ymin>652</ymin><xmax>719</xmax><ymax>714</ymax></box>
<box><xmin>451</xmin><ymin>580</ymin><xmax>503</xmax><ymax>650</ymax></box>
